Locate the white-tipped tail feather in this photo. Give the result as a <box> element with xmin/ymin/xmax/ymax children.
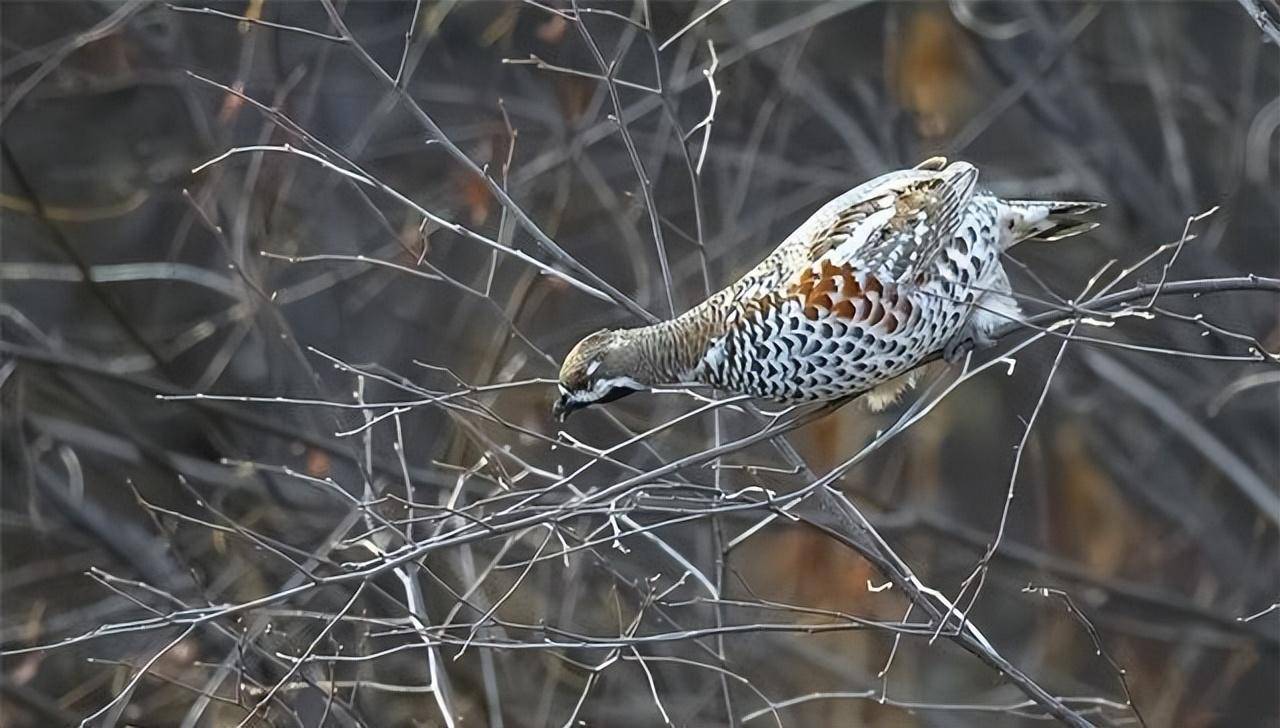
<box><xmin>1001</xmin><ymin>200</ymin><xmax>1105</xmax><ymax>247</ymax></box>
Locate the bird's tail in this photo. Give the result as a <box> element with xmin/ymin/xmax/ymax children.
<box><xmin>1002</xmin><ymin>200</ymin><xmax>1105</xmax><ymax>248</ymax></box>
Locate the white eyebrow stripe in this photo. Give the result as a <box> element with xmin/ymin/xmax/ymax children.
<box><xmin>565</xmin><ymin>376</ymin><xmax>650</xmax><ymax>405</ymax></box>
<box><xmin>593</xmin><ymin>376</ymin><xmax>646</xmax><ymax>394</ymax></box>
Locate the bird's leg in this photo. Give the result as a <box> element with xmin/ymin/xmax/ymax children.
<box><xmin>944</xmin><ymin>321</ymin><xmax>997</xmax><ymax>363</ymax></box>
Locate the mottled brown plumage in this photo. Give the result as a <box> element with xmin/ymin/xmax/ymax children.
<box><xmin>554</xmin><ymin>158</ymin><xmax>1101</xmax><ymax>420</ymax></box>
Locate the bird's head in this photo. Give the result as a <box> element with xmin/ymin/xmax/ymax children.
<box><xmin>553</xmin><ymin>329</ymin><xmax>648</xmax><ymax>422</ymax></box>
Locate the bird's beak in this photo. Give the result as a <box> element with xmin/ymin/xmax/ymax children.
<box><xmin>552</xmin><ymin>394</ymin><xmax>578</xmax><ymax>423</ymax></box>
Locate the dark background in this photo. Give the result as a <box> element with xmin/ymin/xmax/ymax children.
<box><xmin>2</xmin><ymin>1</ymin><xmax>1278</xmax><ymax>726</ymax></box>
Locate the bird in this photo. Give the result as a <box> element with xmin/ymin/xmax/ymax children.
<box><xmin>553</xmin><ymin>157</ymin><xmax>1101</xmax><ymax>421</ymax></box>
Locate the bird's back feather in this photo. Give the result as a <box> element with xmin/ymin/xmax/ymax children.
<box><xmin>664</xmin><ymin>159</ymin><xmax>1100</xmax><ymax>404</ymax></box>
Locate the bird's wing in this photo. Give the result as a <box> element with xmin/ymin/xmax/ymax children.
<box><xmin>806</xmin><ymin>162</ymin><xmax>978</xmax><ymax>282</ymax></box>
<box><xmin>731</xmin><ymin>163</ymin><xmax>978</xmax><ymax>332</ymax></box>
<box><xmin>726</xmin><ymin>160</ymin><xmax>976</xmax><ymax>324</ymax></box>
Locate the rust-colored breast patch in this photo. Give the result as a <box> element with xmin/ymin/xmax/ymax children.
<box><xmin>786</xmin><ymin>262</ymin><xmax>911</xmax><ymax>333</ymax></box>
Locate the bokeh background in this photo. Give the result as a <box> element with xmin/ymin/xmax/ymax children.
<box><xmin>2</xmin><ymin>1</ymin><xmax>1278</xmax><ymax>726</ymax></box>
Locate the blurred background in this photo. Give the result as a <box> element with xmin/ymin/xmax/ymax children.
<box><xmin>2</xmin><ymin>1</ymin><xmax>1278</xmax><ymax>726</ymax></box>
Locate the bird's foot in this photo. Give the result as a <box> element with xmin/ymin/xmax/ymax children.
<box><xmin>944</xmin><ymin>326</ymin><xmax>996</xmax><ymax>364</ymax></box>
